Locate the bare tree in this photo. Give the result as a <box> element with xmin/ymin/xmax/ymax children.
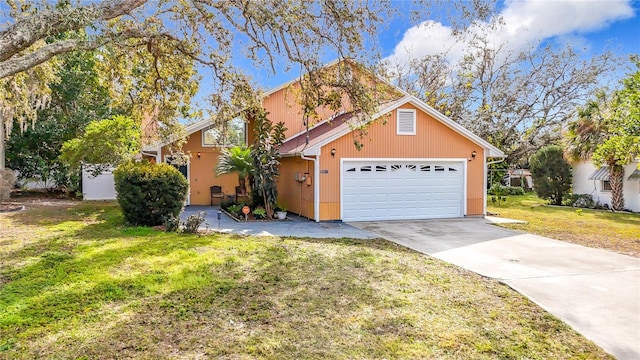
<box><xmin>387</xmin><ymin>29</ymin><xmax>620</xmax><ymax>163</ymax></box>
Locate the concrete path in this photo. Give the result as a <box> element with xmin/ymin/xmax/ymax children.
<box><xmin>181</xmin><ymin>206</ymin><xmax>375</xmax><ymax>239</ymax></box>
<box><xmin>351</xmin><ymin>219</ymin><xmax>640</xmax><ymax>360</ymax></box>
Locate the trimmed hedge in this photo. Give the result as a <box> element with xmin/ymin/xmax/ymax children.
<box><xmin>114</xmin><ymin>160</ymin><xmax>189</xmax><ymax>226</ymax></box>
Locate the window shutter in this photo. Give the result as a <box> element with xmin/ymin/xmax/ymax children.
<box><xmin>397</xmin><ymin>109</ymin><xmax>416</xmax><ymax>135</ymax></box>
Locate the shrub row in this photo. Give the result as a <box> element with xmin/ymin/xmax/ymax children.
<box><xmin>488</xmin><ymin>184</ymin><xmax>526</xmax><ymax>196</ymax></box>
<box><xmin>563</xmin><ymin>193</ymin><xmax>610</xmax><ymax>210</ymax></box>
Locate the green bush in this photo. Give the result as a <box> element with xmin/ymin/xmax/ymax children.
<box><xmin>563</xmin><ymin>193</ymin><xmax>608</xmax><ymax>210</ymax></box>
<box><xmin>252</xmin><ymin>207</ymin><xmax>267</xmax><ymax>219</ymax></box>
<box><xmin>530</xmin><ymin>146</ymin><xmax>572</xmax><ymax>206</ymax></box>
<box><xmin>488</xmin><ymin>184</ymin><xmax>525</xmax><ymax>196</ymax></box>
<box><xmin>114</xmin><ymin>160</ymin><xmax>188</xmax><ymax>226</ymax></box>
<box><xmin>226</xmin><ymin>204</ymin><xmax>243</xmax><ymax>217</ymax></box>
<box><xmin>163</xmin><ymin>215</ymin><xmax>180</xmax><ymax>232</ymax></box>
<box><xmin>182</xmin><ymin>211</ymin><xmax>208</xmax><ymax>233</ymax></box>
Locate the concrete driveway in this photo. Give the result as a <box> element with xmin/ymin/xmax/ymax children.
<box><xmin>351</xmin><ymin>219</ymin><xmax>640</xmax><ymax>360</ymax></box>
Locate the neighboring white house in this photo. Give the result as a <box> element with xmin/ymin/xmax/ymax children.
<box><xmin>572</xmin><ymin>160</ymin><xmax>640</xmax><ymax>212</ymax></box>
<box><xmin>82</xmin><ymin>167</ymin><xmax>117</xmax><ymax>200</ymax></box>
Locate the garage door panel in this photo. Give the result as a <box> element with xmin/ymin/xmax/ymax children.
<box><xmin>342</xmin><ymin>160</ymin><xmax>464</xmax><ymax>221</ymax></box>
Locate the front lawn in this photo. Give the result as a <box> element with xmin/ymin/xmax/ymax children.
<box><xmin>488</xmin><ymin>194</ymin><xmax>640</xmax><ymax>257</ymax></box>
<box><xmin>0</xmin><ymin>201</ymin><xmax>610</xmax><ymax>359</ymax></box>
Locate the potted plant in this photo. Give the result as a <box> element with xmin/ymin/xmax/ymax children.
<box><xmin>275</xmin><ymin>202</ymin><xmax>288</xmax><ymax>220</ymax></box>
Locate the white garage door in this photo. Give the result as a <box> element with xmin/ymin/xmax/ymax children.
<box><xmin>342</xmin><ymin>160</ymin><xmax>464</xmax><ymax>221</ymax></box>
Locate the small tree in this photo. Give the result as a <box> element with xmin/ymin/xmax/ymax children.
<box><xmin>250</xmin><ymin>107</ymin><xmax>287</xmax><ymax>219</ymax></box>
<box><xmin>60</xmin><ymin>115</ymin><xmax>140</xmax><ymax>176</ymax></box>
<box><xmin>530</xmin><ymin>146</ymin><xmax>572</xmax><ymax>205</ymax></box>
<box><xmin>114</xmin><ymin>160</ymin><xmax>188</xmax><ymax>226</ymax></box>
<box><xmin>215</xmin><ymin>145</ymin><xmax>254</xmax><ymax>196</ymax></box>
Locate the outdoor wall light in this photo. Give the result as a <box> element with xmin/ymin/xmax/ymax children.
<box><xmin>331</xmin><ymin>148</ymin><xmax>336</xmax><ymax>158</ymax></box>
<box><xmin>197</xmin><ymin>152</ymin><xmax>201</xmax><ymax>159</ymax></box>
<box><xmin>471</xmin><ymin>150</ymin><xmax>477</xmax><ymax>160</ymax></box>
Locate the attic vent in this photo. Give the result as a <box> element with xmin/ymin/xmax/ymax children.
<box><xmin>397</xmin><ymin>109</ymin><xmax>416</xmax><ymax>135</ymax></box>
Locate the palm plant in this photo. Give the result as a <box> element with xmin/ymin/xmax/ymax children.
<box><xmin>564</xmin><ymin>88</ymin><xmax>638</xmax><ymax>211</ymax></box>
<box><xmin>215</xmin><ymin>145</ymin><xmax>254</xmax><ymax>196</ymax></box>
<box><xmin>564</xmin><ymin>97</ymin><xmax>609</xmax><ymax>162</ymax></box>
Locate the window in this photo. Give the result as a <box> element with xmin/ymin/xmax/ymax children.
<box><xmin>602</xmin><ymin>180</ymin><xmax>612</xmax><ymax>191</ymax></box>
<box><xmin>376</xmin><ymin>165</ymin><xmax>387</xmax><ymax>172</ymax></box>
<box><xmin>397</xmin><ymin>109</ymin><xmax>416</xmax><ymax>135</ymax></box>
<box><xmin>202</xmin><ymin>117</ymin><xmax>247</xmax><ymax>147</ymax></box>
<box><xmin>360</xmin><ymin>165</ymin><xmax>372</xmax><ymax>172</ymax></box>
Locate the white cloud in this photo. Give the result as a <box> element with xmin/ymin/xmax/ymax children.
<box><xmin>385</xmin><ymin>0</ymin><xmax>635</xmax><ymax>69</ymax></box>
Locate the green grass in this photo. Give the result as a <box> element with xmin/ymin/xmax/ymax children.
<box><xmin>488</xmin><ymin>194</ymin><xmax>640</xmax><ymax>257</ymax></box>
<box><xmin>0</xmin><ymin>201</ymin><xmax>611</xmax><ymax>359</ymax></box>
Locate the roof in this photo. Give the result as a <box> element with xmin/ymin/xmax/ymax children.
<box><xmin>142</xmin><ymin>118</ymin><xmax>216</xmax><ymax>152</ymax></box>
<box><xmin>143</xmin><ymin>59</ymin><xmax>395</xmax><ymax>152</ymax></box>
<box><xmin>508</xmin><ymin>169</ymin><xmax>532</xmax><ymax>177</ymax></box>
<box><xmin>628</xmin><ymin>169</ymin><xmax>640</xmax><ymax>180</ymax></box>
<box><xmin>262</xmin><ymin>58</ymin><xmax>411</xmax><ymax>99</ymax></box>
<box><xmin>588</xmin><ymin>166</ymin><xmax>610</xmax><ymax>181</ymax></box>
<box><xmin>279</xmin><ymin>111</ymin><xmax>355</xmax><ymax>154</ymax></box>
<box><xmin>143</xmin><ymin>60</ymin><xmax>505</xmax><ymax>159</ymax></box>
<box><xmin>284</xmin><ymin>95</ymin><xmax>505</xmax><ymax>158</ymax></box>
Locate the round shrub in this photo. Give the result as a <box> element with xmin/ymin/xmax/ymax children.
<box><xmin>114</xmin><ymin>160</ymin><xmax>188</xmax><ymax>226</ymax></box>
<box><xmin>530</xmin><ymin>146</ymin><xmax>572</xmax><ymax>206</ymax></box>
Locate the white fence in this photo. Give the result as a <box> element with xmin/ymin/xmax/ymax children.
<box><xmin>82</xmin><ymin>167</ymin><xmax>116</xmax><ymax>200</ymax></box>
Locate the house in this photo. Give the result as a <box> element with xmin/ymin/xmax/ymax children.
<box><xmin>572</xmin><ymin>160</ymin><xmax>640</xmax><ymax>212</ymax></box>
<box><xmin>137</xmin><ymin>60</ymin><xmax>505</xmax><ymax>222</ymax></box>
<box><xmin>504</xmin><ymin>169</ymin><xmax>533</xmax><ymax>190</ymax></box>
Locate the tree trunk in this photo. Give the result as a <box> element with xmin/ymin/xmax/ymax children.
<box><xmin>609</xmin><ymin>165</ymin><xmax>625</xmax><ymax>211</ymax></box>
<box><xmin>238</xmin><ymin>176</ymin><xmax>246</xmax><ymax>196</ymax></box>
<box><xmin>0</xmin><ymin>118</ymin><xmax>5</xmax><ymax>170</ymax></box>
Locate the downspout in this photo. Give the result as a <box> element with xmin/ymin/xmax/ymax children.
<box><xmin>300</xmin><ymin>152</ymin><xmax>320</xmax><ymax>222</ymax></box>
<box><xmin>485</xmin><ymin>157</ymin><xmax>506</xmax><ymax>216</ymax></box>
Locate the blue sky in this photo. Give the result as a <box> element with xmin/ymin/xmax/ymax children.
<box><xmin>192</xmin><ymin>0</ymin><xmax>640</xmax><ymax>112</ymax></box>
<box><xmin>384</xmin><ymin>0</ymin><xmax>638</xmax><ymax>64</ymax></box>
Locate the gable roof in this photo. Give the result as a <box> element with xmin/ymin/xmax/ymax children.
<box><xmin>262</xmin><ymin>58</ymin><xmax>411</xmax><ymax>99</ymax></box>
<box><xmin>143</xmin><ymin>60</ymin><xmax>505</xmax><ymax>158</ymax></box>
<box><xmin>279</xmin><ymin>111</ymin><xmax>356</xmax><ymax>154</ymax></box>
<box><xmin>282</xmin><ymin>95</ymin><xmax>505</xmax><ymax>158</ymax></box>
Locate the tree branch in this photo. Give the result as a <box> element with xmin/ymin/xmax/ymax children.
<box><xmin>0</xmin><ymin>0</ymin><xmax>147</xmax><ymax>63</ymax></box>
<box><xmin>0</xmin><ymin>28</ymin><xmax>150</xmax><ymax>79</ymax></box>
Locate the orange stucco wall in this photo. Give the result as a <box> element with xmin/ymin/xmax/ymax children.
<box><xmin>161</xmin><ymin>130</ymin><xmax>240</xmax><ymax>205</ymax></box>
<box><xmin>277</xmin><ymin>157</ymin><xmax>314</xmax><ymax>218</ymax></box>
<box><xmin>262</xmin><ymin>84</ymin><xmax>356</xmax><ymax>139</ymax></box>
<box><xmin>159</xmin><ymin>64</ymin><xmax>485</xmax><ymax>214</ymax></box>
<box><xmin>262</xmin><ymin>63</ymin><xmax>402</xmax><ymax>139</ymax></box>
<box><xmin>317</xmin><ymin>104</ymin><xmax>485</xmax><ymax>221</ymax></box>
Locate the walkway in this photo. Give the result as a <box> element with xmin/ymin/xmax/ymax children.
<box><xmin>181</xmin><ymin>206</ymin><xmax>375</xmax><ymax>239</ymax></box>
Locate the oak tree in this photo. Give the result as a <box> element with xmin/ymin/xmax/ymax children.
<box><xmin>1</xmin><ymin>0</ymin><xmax>395</xmax><ymax>175</ymax></box>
